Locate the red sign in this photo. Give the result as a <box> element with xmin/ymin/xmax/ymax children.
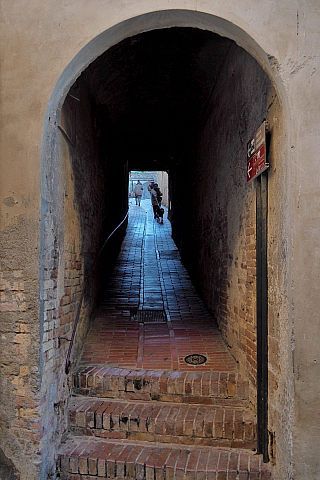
<box><xmin>247</xmin><ymin>121</ymin><xmax>268</xmax><ymax>183</ymax></box>
<box><xmin>247</xmin><ymin>144</ymin><xmax>267</xmax><ymax>182</ymax></box>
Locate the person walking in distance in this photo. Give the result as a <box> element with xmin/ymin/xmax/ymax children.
<box><xmin>154</xmin><ymin>183</ymin><xmax>163</xmax><ymax>208</ymax></box>
<box><xmin>150</xmin><ymin>183</ymin><xmax>164</xmax><ymax>223</ymax></box>
<box><xmin>133</xmin><ymin>180</ymin><xmax>143</xmax><ymax>206</ymax></box>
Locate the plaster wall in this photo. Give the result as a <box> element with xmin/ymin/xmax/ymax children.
<box><xmin>157</xmin><ymin>171</ymin><xmax>169</xmax><ymax>208</ymax></box>
<box><xmin>0</xmin><ymin>1</ymin><xmax>319</xmax><ymax>479</ymax></box>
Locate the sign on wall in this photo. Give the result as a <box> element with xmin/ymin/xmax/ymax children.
<box><xmin>247</xmin><ymin>121</ymin><xmax>268</xmax><ymax>183</ymax></box>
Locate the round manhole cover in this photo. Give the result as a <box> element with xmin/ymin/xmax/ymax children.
<box><xmin>184</xmin><ymin>354</ymin><xmax>207</xmax><ymax>365</ymax></box>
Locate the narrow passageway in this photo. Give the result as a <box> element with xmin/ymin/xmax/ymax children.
<box><xmin>80</xmin><ymin>199</ymin><xmax>237</xmax><ymax>373</ymax></box>
<box><xmin>59</xmin><ymin>200</ymin><xmax>273</xmax><ymax>479</ymax></box>
<box><xmin>39</xmin><ymin>19</ymin><xmax>279</xmax><ymax>477</ymax></box>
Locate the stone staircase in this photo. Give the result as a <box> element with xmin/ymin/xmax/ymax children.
<box><xmin>57</xmin><ymin>366</ymin><xmax>271</xmax><ymax>479</ymax></box>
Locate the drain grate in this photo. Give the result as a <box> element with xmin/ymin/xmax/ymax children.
<box><xmin>184</xmin><ymin>354</ymin><xmax>207</xmax><ymax>365</ymax></box>
<box><xmin>132</xmin><ymin>309</ymin><xmax>167</xmax><ymax>323</ymax></box>
<box><xmin>158</xmin><ymin>250</ymin><xmax>180</xmax><ymax>259</ymax></box>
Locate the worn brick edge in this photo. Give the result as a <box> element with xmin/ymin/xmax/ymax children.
<box><xmin>57</xmin><ymin>435</ymin><xmax>272</xmax><ymax>479</ymax></box>
<box><xmin>69</xmin><ymin>396</ymin><xmax>257</xmax><ymax>450</ymax></box>
<box><xmin>73</xmin><ymin>367</ymin><xmax>248</xmax><ymax>405</ymax></box>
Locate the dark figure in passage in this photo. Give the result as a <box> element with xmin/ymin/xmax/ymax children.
<box><xmin>150</xmin><ymin>183</ymin><xmax>164</xmax><ymax>223</ymax></box>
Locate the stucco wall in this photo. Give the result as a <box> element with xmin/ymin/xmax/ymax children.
<box><xmin>0</xmin><ymin>2</ymin><xmax>319</xmax><ymax>479</ymax></box>
<box><xmin>157</xmin><ymin>171</ymin><xmax>169</xmax><ymax>208</ymax></box>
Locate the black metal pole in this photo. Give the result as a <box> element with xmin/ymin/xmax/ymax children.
<box><xmin>256</xmin><ymin>171</ymin><xmax>269</xmax><ymax>462</ymax></box>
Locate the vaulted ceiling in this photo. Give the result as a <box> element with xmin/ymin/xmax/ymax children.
<box><xmin>85</xmin><ymin>27</ymin><xmax>232</xmax><ymax>170</ymax></box>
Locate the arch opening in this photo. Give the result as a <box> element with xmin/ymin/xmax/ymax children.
<box><xmin>39</xmin><ymin>11</ymin><xmax>290</xmax><ymax>478</ymax></box>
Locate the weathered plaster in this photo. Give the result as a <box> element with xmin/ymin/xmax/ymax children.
<box><xmin>1</xmin><ymin>1</ymin><xmax>319</xmax><ymax>478</ymax></box>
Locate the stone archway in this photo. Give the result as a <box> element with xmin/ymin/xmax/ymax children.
<box><xmin>43</xmin><ymin>10</ymin><xmax>288</xmax><ymax>114</ymax></box>
<box><xmin>40</xmin><ymin>9</ymin><xmax>291</xmax><ymax>479</ymax></box>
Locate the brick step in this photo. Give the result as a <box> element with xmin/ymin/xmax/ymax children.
<box><xmin>70</xmin><ymin>397</ymin><xmax>256</xmax><ymax>450</ymax></box>
<box><xmin>73</xmin><ymin>367</ymin><xmax>248</xmax><ymax>406</ymax></box>
<box><xmin>57</xmin><ymin>435</ymin><xmax>271</xmax><ymax>479</ymax></box>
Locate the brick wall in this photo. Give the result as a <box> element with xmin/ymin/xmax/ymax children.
<box><xmin>172</xmin><ymin>42</ymin><xmax>272</xmax><ymax>405</ymax></box>
<box><xmin>38</xmin><ymin>71</ymin><xmax>128</xmax><ymax>477</ymax></box>
<box><xmin>0</xmin><ymin>219</ymin><xmax>40</xmax><ymax>479</ymax></box>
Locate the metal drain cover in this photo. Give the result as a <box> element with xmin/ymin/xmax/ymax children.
<box><xmin>132</xmin><ymin>309</ymin><xmax>167</xmax><ymax>323</ymax></box>
<box><xmin>184</xmin><ymin>354</ymin><xmax>207</xmax><ymax>365</ymax></box>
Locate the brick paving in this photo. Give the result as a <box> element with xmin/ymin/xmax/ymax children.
<box><xmin>57</xmin><ymin>436</ymin><xmax>271</xmax><ymax>479</ymax></box>
<box><xmin>57</xmin><ymin>200</ymin><xmax>273</xmax><ymax>478</ymax></box>
<box><xmin>69</xmin><ymin>396</ymin><xmax>257</xmax><ymax>449</ymax></box>
<box><xmin>80</xmin><ymin>200</ymin><xmax>237</xmax><ymax>372</ymax></box>
<box><xmin>73</xmin><ymin>367</ymin><xmax>248</xmax><ymax>407</ymax></box>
